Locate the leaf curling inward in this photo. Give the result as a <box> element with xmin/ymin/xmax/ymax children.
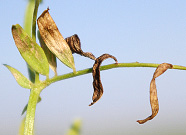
<box><xmin>137</xmin><ymin>63</ymin><xmax>173</xmax><ymax>124</ymax></box>
<box><xmin>89</xmin><ymin>54</ymin><xmax>118</xmax><ymax>106</ymax></box>
<box><xmin>65</xmin><ymin>34</ymin><xmax>96</xmax><ymax>60</ymax></box>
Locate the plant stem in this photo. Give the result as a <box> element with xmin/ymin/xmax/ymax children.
<box><xmin>32</xmin><ymin>0</ymin><xmax>40</xmax><ymax>41</ymax></box>
<box><xmin>24</xmin><ymin>88</ymin><xmax>41</xmax><ymax>135</ymax></box>
<box><xmin>34</xmin><ymin>72</ymin><xmax>40</xmax><ymax>84</ymax></box>
<box><xmin>49</xmin><ymin>62</ymin><xmax>186</xmax><ymax>83</ymax></box>
<box><xmin>24</xmin><ymin>0</ymin><xmax>36</xmax><ymax>83</ymax></box>
<box><xmin>24</xmin><ymin>0</ymin><xmax>41</xmax><ymax>135</ymax></box>
<box><xmin>24</xmin><ymin>81</ymin><xmax>48</xmax><ymax>135</ymax></box>
<box><xmin>32</xmin><ymin>0</ymin><xmax>40</xmax><ymax>84</ymax></box>
<box><xmin>24</xmin><ymin>0</ymin><xmax>35</xmax><ymax>37</ymax></box>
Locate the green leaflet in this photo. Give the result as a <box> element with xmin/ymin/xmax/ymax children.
<box><xmin>37</xmin><ymin>9</ymin><xmax>76</xmax><ymax>73</ymax></box>
<box><xmin>4</xmin><ymin>64</ymin><xmax>33</xmax><ymax>89</ymax></box>
<box><xmin>11</xmin><ymin>24</ymin><xmax>49</xmax><ymax>76</ymax></box>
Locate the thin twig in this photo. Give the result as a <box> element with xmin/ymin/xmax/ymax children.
<box><xmin>48</xmin><ymin>62</ymin><xmax>186</xmax><ymax>84</ymax></box>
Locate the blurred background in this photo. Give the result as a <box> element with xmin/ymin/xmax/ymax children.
<box><xmin>1</xmin><ymin>0</ymin><xmax>186</xmax><ymax>135</ymax></box>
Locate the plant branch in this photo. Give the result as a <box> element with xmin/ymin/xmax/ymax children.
<box><xmin>24</xmin><ymin>88</ymin><xmax>41</xmax><ymax>135</ymax></box>
<box><xmin>24</xmin><ymin>1</ymin><xmax>41</xmax><ymax>135</ymax></box>
<box><xmin>49</xmin><ymin>62</ymin><xmax>186</xmax><ymax>84</ymax></box>
<box><xmin>32</xmin><ymin>0</ymin><xmax>40</xmax><ymax>41</ymax></box>
<box><xmin>24</xmin><ymin>81</ymin><xmax>48</xmax><ymax>135</ymax></box>
<box><xmin>24</xmin><ymin>0</ymin><xmax>35</xmax><ymax>37</ymax></box>
<box><xmin>24</xmin><ymin>0</ymin><xmax>36</xmax><ymax>83</ymax></box>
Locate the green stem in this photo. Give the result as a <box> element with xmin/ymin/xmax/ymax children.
<box><xmin>24</xmin><ymin>0</ymin><xmax>41</xmax><ymax>135</ymax></box>
<box><xmin>24</xmin><ymin>82</ymin><xmax>48</xmax><ymax>135</ymax></box>
<box><xmin>24</xmin><ymin>0</ymin><xmax>35</xmax><ymax>37</ymax></box>
<box><xmin>32</xmin><ymin>0</ymin><xmax>40</xmax><ymax>41</ymax></box>
<box><xmin>34</xmin><ymin>72</ymin><xmax>40</xmax><ymax>84</ymax></box>
<box><xmin>24</xmin><ymin>0</ymin><xmax>36</xmax><ymax>83</ymax></box>
<box><xmin>24</xmin><ymin>88</ymin><xmax>41</xmax><ymax>135</ymax></box>
<box><xmin>49</xmin><ymin>62</ymin><xmax>186</xmax><ymax>83</ymax></box>
<box><xmin>32</xmin><ymin>0</ymin><xmax>40</xmax><ymax>83</ymax></box>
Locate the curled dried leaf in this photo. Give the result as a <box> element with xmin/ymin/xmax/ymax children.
<box><xmin>89</xmin><ymin>54</ymin><xmax>118</xmax><ymax>106</ymax></box>
<box><xmin>37</xmin><ymin>8</ymin><xmax>76</xmax><ymax>73</ymax></box>
<box><xmin>65</xmin><ymin>34</ymin><xmax>96</xmax><ymax>60</ymax></box>
<box><xmin>137</xmin><ymin>63</ymin><xmax>173</xmax><ymax>124</ymax></box>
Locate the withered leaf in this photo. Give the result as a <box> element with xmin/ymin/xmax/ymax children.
<box><xmin>37</xmin><ymin>8</ymin><xmax>76</xmax><ymax>73</ymax></box>
<box><xmin>38</xmin><ymin>31</ymin><xmax>57</xmax><ymax>75</ymax></box>
<box><xmin>137</xmin><ymin>63</ymin><xmax>173</xmax><ymax>124</ymax></box>
<box><xmin>89</xmin><ymin>54</ymin><xmax>118</xmax><ymax>106</ymax></box>
<box><xmin>65</xmin><ymin>34</ymin><xmax>96</xmax><ymax>60</ymax></box>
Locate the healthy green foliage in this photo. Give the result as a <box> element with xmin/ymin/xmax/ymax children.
<box><xmin>11</xmin><ymin>24</ymin><xmax>49</xmax><ymax>76</ymax></box>
<box><xmin>4</xmin><ymin>64</ymin><xmax>33</xmax><ymax>89</ymax></box>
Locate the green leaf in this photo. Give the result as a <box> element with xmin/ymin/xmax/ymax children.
<box><xmin>11</xmin><ymin>24</ymin><xmax>49</xmax><ymax>76</ymax></box>
<box><xmin>66</xmin><ymin>119</ymin><xmax>81</xmax><ymax>135</ymax></box>
<box><xmin>4</xmin><ymin>64</ymin><xmax>33</xmax><ymax>89</ymax></box>
<box><xmin>38</xmin><ymin>31</ymin><xmax>57</xmax><ymax>75</ymax></box>
<box><xmin>37</xmin><ymin>9</ymin><xmax>76</xmax><ymax>73</ymax></box>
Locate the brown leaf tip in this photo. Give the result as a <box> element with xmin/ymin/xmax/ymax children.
<box><xmin>65</xmin><ymin>34</ymin><xmax>96</xmax><ymax>60</ymax></box>
<box><xmin>137</xmin><ymin>120</ymin><xmax>144</xmax><ymax>124</ymax></box>
<box><xmin>38</xmin><ymin>8</ymin><xmax>50</xmax><ymax>20</ymax></box>
<box><xmin>89</xmin><ymin>102</ymin><xmax>94</xmax><ymax>106</ymax></box>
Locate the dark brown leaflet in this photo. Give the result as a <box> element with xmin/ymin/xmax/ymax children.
<box><xmin>137</xmin><ymin>63</ymin><xmax>173</xmax><ymax>124</ymax></box>
<box><xmin>65</xmin><ymin>34</ymin><xmax>96</xmax><ymax>60</ymax></box>
<box><xmin>89</xmin><ymin>54</ymin><xmax>118</xmax><ymax>106</ymax></box>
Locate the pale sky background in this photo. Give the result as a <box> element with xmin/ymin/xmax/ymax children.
<box><xmin>1</xmin><ymin>0</ymin><xmax>186</xmax><ymax>135</ymax></box>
